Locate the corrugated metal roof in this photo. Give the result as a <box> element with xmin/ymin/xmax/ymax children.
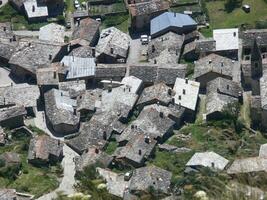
<box><xmin>61</xmin><ymin>56</ymin><xmax>96</xmax><ymax>79</ymax></box>
<box><xmin>150</xmin><ymin>12</ymin><xmax>197</xmax><ymax>36</ymax></box>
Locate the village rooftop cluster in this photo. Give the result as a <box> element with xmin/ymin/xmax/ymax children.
<box><xmin>1</xmin><ymin>0</ymin><xmax>267</xmax><ymax>199</ymax></box>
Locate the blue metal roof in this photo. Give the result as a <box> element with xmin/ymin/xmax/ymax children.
<box><xmin>150</xmin><ymin>12</ymin><xmax>197</xmax><ymax>36</ymax></box>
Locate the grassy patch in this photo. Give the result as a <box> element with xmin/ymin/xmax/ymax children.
<box><xmin>101</xmin><ymin>13</ymin><xmax>129</xmax><ymax>33</ymax></box>
<box><xmin>206</xmin><ymin>0</ymin><xmax>267</xmax><ymax>29</ymax></box>
<box><xmin>104</xmin><ymin>141</ymin><xmax>118</xmax><ymax>155</ymax></box>
<box><xmin>0</xmin><ymin>129</ymin><xmax>60</xmax><ymax>197</ymax></box>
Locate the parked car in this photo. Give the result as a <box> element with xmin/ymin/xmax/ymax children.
<box><xmin>140</xmin><ymin>35</ymin><xmax>150</xmax><ymax>45</ymax></box>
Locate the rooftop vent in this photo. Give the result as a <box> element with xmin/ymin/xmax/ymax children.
<box><xmin>183</xmin><ymin>89</ymin><xmax>186</xmax><ymax>95</ymax></box>
<box><xmin>103</xmin><ymin>131</ymin><xmax>107</xmax><ymax>140</ymax></box>
<box><xmin>168</xmin><ymin>88</ymin><xmax>172</xmax><ymax>96</ymax></box>
<box><xmin>32</xmin><ymin>5</ymin><xmax>35</xmax><ymax>12</ymax></box>
<box><xmin>159</xmin><ymin>112</ymin><xmax>164</xmax><ymax>118</ymax></box>
<box><xmin>49</xmin><ymin>54</ymin><xmax>52</xmax><ymax>60</ymax></box>
<box><xmin>154</xmin><ymin>59</ymin><xmax>157</xmax><ymax>64</ymax></box>
<box><xmin>95</xmin><ymin>148</ymin><xmax>99</xmax><ymax>154</ymax></box>
<box><xmin>185</xmin><ymin>78</ymin><xmax>188</xmax><ymax>84</ymax></box>
<box><xmin>3</xmin><ymin>27</ymin><xmax>6</xmax><ymax>32</ymax></box>
<box><xmin>138</xmin><ymin>149</ymin><xmax>142</xmax><ymax>155</ymax></box>
<box><xmin>221</xmin><ymin>62</ymin><xmax>224</xmax><ymax>67</ymax></box>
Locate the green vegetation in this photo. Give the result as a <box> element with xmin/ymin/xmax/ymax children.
<box><xmin>104</xmin><ymin>141</ymin><xmax>118</xmax><ymax>155</ymax></box>
<box><xmin>206</xmin><ymin>0</ymin><xmax>267</xmax><ymax>30</ymax></box>
<box><xmin>0</xmin><ymin>128</ymin><xmax>60</xmax><ymax>198</ymax></box>
<box><xmin>65</xmin><ymin>0</ymin><xmax>75</xmax><ymax>13</ymax></box>
<box><xmin>101</xmin><ymin>13</ymin><xmax>130</xmax><ymax>33</ymax></box>
<box><xmin>73</xmin><ymin>164</ymin><xmax>121</xmax><ymax>200</ymax></box>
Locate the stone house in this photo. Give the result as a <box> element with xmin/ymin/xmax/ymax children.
<box><xmin>194</xmin><ymin>53</ymin><xmax>238</xmax><ymax>91</ymax></box>
<box><xmin>206</xmin><ymin>77</ymin><xmax>242</xmax><ymax>120</ymax></box>
<box><xmin>39</xmin><ymin>23</ymin><xmax>65</xmax><ymax>43</ymax></box>
<box><xmin>0</xmin><ymin>106</ymin><xmax>26</xmax><ymax>129</ymax></box>
<box><xmin>9</xmin><ymin>39</ymin><xmax>68</xmax><ymax>82</ymax></box>
<box><xmin>148</xmin><ymin>32</ymin><xmax>184</xmax><ymax>64</ymax></box>
<box><xmin>96</xmin><ymin>27</ymin><xmax>130</xmax><ymax>63</ymax></box>
<box><xmin>129</xmin><ymin>63</ymin><xmax>186</xmax><ymax>86</ymax></box>
<box><xmin>186</xmin><ymin>151</ymin><xmax>229</xmax><ymax>172</ymax></box>
<box><xmin>72</xmin><ymin>18</ymin><xmax>100</xmax><ymax>47</ymax></box>
<box><xmin>129</xmin><ymin>0</ymin><xmax>169</xmax><ymax>31</ymax></box>
<box><xmin>28</xmin><ymin>134</ymin><xmax>63</xmax><ymax>165</ymax></box>
<box><xmin>129</xmin><ymin>165</ymin><xmax>172</xmax><ymax>195</ymax></box>
<box><xmin>44</xmin><ymin>89</ymin><xmax>80</xmax><ymax>135</ymax></box>
<box><xmin>95</xmin><ymin>64</ymin><xmax>127</xmax><ymax>82</ymax></box>
<box><xmin>0</xmin><ymin>83</ymin><xmax>40</xmax><ymax>116</ymax></box>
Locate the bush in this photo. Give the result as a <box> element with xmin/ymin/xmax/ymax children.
<box><xmin>0</xmin><ymin>158</ymin><xmax>5</xmax><ymax>168</ymax></box>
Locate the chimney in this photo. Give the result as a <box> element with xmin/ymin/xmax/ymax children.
<box><xmin>92</xmin><ymin>48</ymin><xmax>96</xmax><ymax>57</ymax></box>
<box><xmin>152</xmin><ymin>45</ymin><xmax>155</xmax><ymax>53</ymax></box>
<box><xmin>185</xmin><ymin>78</ymin><xmax>188</xmax><ymax>84</ymax></box>
<box><xmin>3</xmin><ymin>97</ymin><xmax>5</xmax><ymax>105</ymax></box>
<box><xmin>11</xmin><ymin>82</ymin><xmax>13</xmax><ymax>87</ymax></box>
<box><xmin>73</xmin><ymin>108</ymin><xmax>77</xmax><ymax>115</ymax></box>
<box><xmin>57</xmin><ymin>140</ymin><xmax>60</xmax><ymax>146</ymax></box>
<box><xmin>103</xmin><ymin>131</ymin><xmax>107</xmax><ymax>140</ymax></box>
<box><xmin>72</xmin><ymin>55</ymin><xmax>74</xmax><ymax>62</ymax></box>
<box><xmin>145</xmin><ymin>136</ymin><xmax>150</xmax><ymax>144</ymax></box>
<box><xmin>159</xmin><ymin>112</ymin><xmax>164</xmax><ymax>118</ymax></box>
<box><xmin>32</xmin><ymin>5</ymin><xmax>35</xmax><ymax>12</ymax></box>
<box><xmin>211</xmin><ymin>162</ymin><xmax>215</xmax><ymax>168</ymax></box>
<box><xmin>61</xmin><ymin>92</ymin><xmax>63</xmax><ymax>96</ymax></box>
<box><xmin>178</xmin><ymin>95</ymin><xmax>181</xmax><ymax>100</ymax></box>
<box><xmin>154</xmin><ymin>59</ymin><xmax>157</xmax><ymax>64</ymax></box>
<box><xmin>221</xmin><ymin>62</ymin><xmax>224</xmax><ymax>67</ymax></box>
<box><xmin>67</xmin><ymin>44</ymin><xmax>70</xmax><ymax>52</ymax></box>
<box><xmin>9</xmin><ymin>38</ymin><xmax>12</xmax><ymax>43</ymax></box>
<box><xmin>168</xmin><ymin>88</ymin><xmax>172</xmax><ymax>96</ymax></box>
<box><xmin>95</xmin><ymin>148</ymin><xmax>99</xmax><ymax>154</ymax></box>
<box><xmin>138</xmin><ymin>149</ymin><xmax>142</xmax><ymax>155</ymax></box>
<box><xmin>157</xmin><ymin>101</ymin><xmax>160</xmax><ymax>106</ymax></box>
<box><xmin>110</xmin><ymin>48</ymin><xmax>114</xmax><ymax>54</ymax></box>
<box><xmin>108</xmin><ymin>86</ymin><xmax>112</xmax><ymax>93</ymax></box>
<box><xmin>174</xmin><ymin>12</ymin><xmax>176</xmax><ymax>17</ymax></box>
<box><xmin>53</xmin><ymin>71</ymin><xmax>57</xmax><ymax>79</ymax></box>
<box><xmin>28</xmin><ymin>42</ymin><xmax>31</xmax><ymax>47</ymax></box>
<box><xmin>12</xmin><ymin>35</ymin><xmax>16</xmax><ymax>41</ymax></box>
<box><xmin>208</xmin><ymin>60</ymin><xmax>212</xmax><ymax>64</ymax></box>
<box><xmin>49</xmin><ymin>54</ymin><xmax>52</xmax><ymax>60</ymax></box>
<box><xmin>183</xmin><ymin>89</ymin><xmax>186</xmax><ymax>95</ymax></box>
<box><xmin>129</xmin><ymin>87</ymin><xmax>131</xmax><ymax>92</ymax></box>
<box><xmin>131</xmin><ymin>124</ymin><xmax>135</xmax><ymax>129</ymax></box>
<box><xmin>3</xmin><ymin>27</ymin><xmax>6</xmax><ymax>32</ymax></box>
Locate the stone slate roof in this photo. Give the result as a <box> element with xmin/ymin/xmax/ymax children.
<box><xmin>129</xmin><ymin>165</ymin><xmax>172</xmax><ymax>194</ymax></box>
<box><xmin>95</xmin><ymin>64</ymin><xmax>126</xmax><ymax>79</ymax></box>
<box><xmin>251</xmin><ymin>95</ymin><xmax>261</xmax><ymax>109</ymax></box>
<box><xmin>67</xmin><ymin>111</ymin><xmax>119</xmax><ymax>154</ymax></box>
<box><xmin>9</xmin><ymin>39</ymin><xmax>66</xmax><ymax>75</ymax></box>
<box><xmin>0</xmin><ymin>41</ymin><xmax>17</xmax><ymax>61</ymax></box>
<box><xmin>241</xmin><ymin>29</ymin><xmax>267</xmax><ymax>48</ymax></box>
<box><xmin>186</xmin><ymin>151</ymin><xmax>229</xmax><ymax>171</ymax></box>
<box><xmin>195</xmin><ymin>38</ymin><xmax>216</xmax><ymax>53</ymax></box>
<box><xmin>69</xmin><ymin>46</ymin><xmax>94</xmax><ymax>58</ymax></box>
<box><xmin>148</xmin><ymin>32</ymin><xmax>184</xmax><ymax>64</ymax></box>
<box><xmin>173</xmin><ymin>77</ymin><xmax>200</xmax><ymax>111</ymax></box>
<box><xmin>101</xmin><ymin>86</ymin><xmax>139</xmax><ymax>119</ymax></box>
<box><xmin>129</xmin><ymin>63</ymin><xmax>186</xmax><ymax>84</ymax></box>
<box><xmin>58</xmin><ymin>80</ymin><xmax>86</xmax><ymax>99</ymax></box>
<box><xmin>206</xmin><ymin>77</ymin><xmax>241</xmax><ymax>116</ymax></box>
<box><xmin>118</xmin><ymin>105</ymin><xmax>175</xmax><ymax>142</ymax></box>
<box><xmin>0</xmin><ymin>22</ymin><xmax>14</xmax><ymax>40</ymax></box>
<box><xmin>39</xmin><ymin>23</ymin><xmax>65</xmax><ymax>43</ymax></box>
<box><xmin>44</xmin><ymin>89</ymin><xmax>80</xmax><ymax>127</ymax></box>
<box><xmin>0</xmin><ymin>106</ymin><xmax>26</xmax><ymax>122</ymax></box>
<box><xmin>0</xmin><ymin>152</ymin><xmax>21</xmax><ymax>165</ymax></box>
<box><xmin>114</xmin><ymin>133</ymin><xmax>157</xmax><ymax>165</ymax></box>
<box><xmin>121</xmin><ymin>76</ymin><xmax>143</xmax><ymax>94</ymax></box>
<box><xmin>28</xmin><ymin>134</ymin><xmax>63</xmax><ymax>162</ymax></box>
<box><xmin>0</xmin><ymin>84</ymin><xmax>40</xmax><ymax>108</ymax></box>
<box><xmin>137</xmin><ymin>82</ymin><xmax>173</xmax><ymax>107</ymax></box>
<box><xmin>129</xmin><ymin>0</ymin><xmax>169</xmax><ymax>17</ymax></box>
<box><xmin>194</xmin><ymin>53</ymin><xmax>237</xmax><ymax>79</ymax></box>
<box><xmin>75</xmin><ymin>147</ymin><xmax>113</xmax><ymax>172</ymax></box>
<box><xmin>227</xmin><ymin>157</ymin><xmax>267</xmax><ymax>174</ymax></box>
<box><xmin>77</xmin><ymin>89</ymin><xmax>102</xmax><ymax>112</ymax></box>
<box><xmin>72</xmin><ymin>18</ymin><xmax>100</xmax><ymax>46</ymax></box>
<box><xmin>96</xmin><ymin>27</ymin><xmax>130</xmax><ymax>60</ymax></box>
<box><xmin>36</xmin><ymin>67</ymin><xmax>59</xmax><ymax>86</ymax></box>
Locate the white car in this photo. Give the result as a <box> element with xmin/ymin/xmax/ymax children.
<box><xmin>140</xmin><ymin>35</ymin><xmax>150</xmax><ymax>45</ymax></box>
